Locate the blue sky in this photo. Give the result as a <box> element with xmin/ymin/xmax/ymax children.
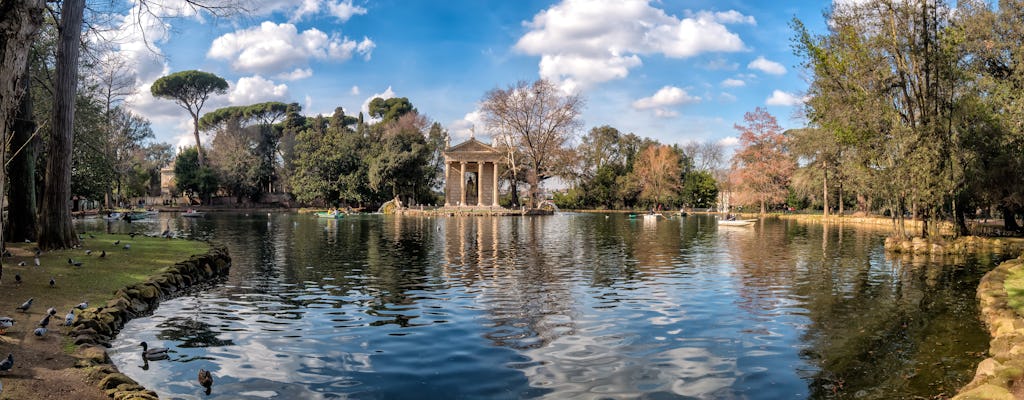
<box><xmin>114</xmin><ymin>0</ymin><xmax>834</xmax><ymax>149</ymax></box>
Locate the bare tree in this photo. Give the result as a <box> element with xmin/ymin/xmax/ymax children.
<box><xmin>480</xmin><ymin>79</ymin><xmax>583</xmax><ymax>207</ymax></box>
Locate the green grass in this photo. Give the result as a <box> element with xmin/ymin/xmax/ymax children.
<box><xmin>3</xmin><ymin>232</ymin><xmax>210</xmax><ymax>321</ymax></box>
<box><xmin>1005</xmin><ymin>262</ymin><xmax>1024</xmax><ymax>316</ymax></box>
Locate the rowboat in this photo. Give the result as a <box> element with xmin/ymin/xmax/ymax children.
<box><xmin>181</xmin><ymin>209</ymin><xmax>206</xmax><ymax>218</ymax></box>
<box><xmin>718</xmin><ymin>219</ymin><xmax>757</xmax><ymax>226</ymax></box>
<box><xmin>316</xmin><ymin>212</ymin><xmax>344</xmax><ymax>219</ymax></box>
<box><xmin>642</xmin><ymin>213</ymin><xmax>664</xmax><ymax>221</ymax></box>
<box><xmin>104</xmin><ymin>212</ymin><xmax>149</xmax><ymax>221</ymax></box>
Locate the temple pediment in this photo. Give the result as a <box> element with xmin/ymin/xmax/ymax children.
<box><xmin>444</xmin><ymin>138</ymin><xmax>503</xmax><ymax>162</ymax></box>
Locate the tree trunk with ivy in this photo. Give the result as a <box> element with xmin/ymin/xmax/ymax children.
<box><xmin>5</xmin><ymin>59</ymin><xmax>39</xmax><ymax>243</ymax></box>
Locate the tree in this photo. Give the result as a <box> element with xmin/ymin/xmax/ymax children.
<box><xmin>38</xmin><ymin>0</ymin><xmax>85</xmax><ymax>250</ymax></box>
<box><xmin>730</xmin><ymin>107</ymin><xmax>794</xmax><ymax>215</ymax></box>
<box><xmin>151</xmin><ymin>70</ymin><xmax>228</xmax><ymax>167</ymax></box>
<box><xmin>368</xmin><ymin>97</ymin><xmax>414</xmax><ymax>123</ymax></box>
<box><xmin>481</xmin><ymin>79</ymin><xmax>584</xmax><ymax>207</ymax></box>
<box><xmin>681</xmin><ymin>171</ymin><xmax>718</xmax><ymax>208</ymax></box>
<box><xmin>174</xmin><ymin>147</ymin><xmax>218</xmax><ymax>204</ymax></box>
<box><xmin>630</xmin><ymin>144</ymin><xmax>681</xmax><ymax>209</ymax></box>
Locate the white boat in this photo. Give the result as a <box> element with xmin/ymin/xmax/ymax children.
<box><xmin>642</xmin><ymin>213</ymin><xmax>664</xmax><ymax>220</ymax></box>
<box><xmin>181</xmin><ymin>209</ymin><xmax>206</xmax><ymax>218</ymax></box>
<box><xmin>718</xmin><ymin>219</ymin><xmax>756</xmax><ymax>226</ymax></box>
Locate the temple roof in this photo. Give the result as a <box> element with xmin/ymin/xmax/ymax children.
<box><xmin>444</xmin><ymin>138</ymin><xmax>503</xmax><ymax>162</ymax></box>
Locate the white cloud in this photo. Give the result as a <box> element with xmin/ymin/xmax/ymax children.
<box><xmin>515</xmin><ymin>0</ymin><xmax>750</xmax><ymax>91</ymax></box>
<box><xmin>719</xmin><ymin>92</ymin><xmax>737</xmax><ymax>102</ymax></box>
<box><xmin>328</xmin><ymin>0</ymin><xmax>368</xmax><ymax>22</ymax></box>
<box><xmin>765</xmin><ymin>90</ymin><xmax>807</xmax><ymax>106</ymax></box>
<box><xmin>360</xmin><ymin>86</ymin><xmax>396</xmax><ymax>116</ymax></box>
<box><xmin>350</xmin><ymin>85</ymin><xmax>360</xmax><ymax>95</ymax></box>
<box><xmin>276</xmin><ymin>68</ymin><xmax>313</xmax><ymax>81</ymax></box>
<box><xmin>449</xmin><ymin>109</ymin><xmax>485</xmax><ymax>141</ymax></box>
<box><xmin>632</xmin><ymin>86</ymin><xmax>699</xmax><ymax>109</ymax></box>
<box><xmin>654</xmin><ymin>109</ymin><xmax>679</xmax><ymax>118</ymax></box>
<box><xmin>748</xmin><ymin>56</ymin><xmax>787</xmax><ymax>75</ymax></box>
<box><xmin>228</xmin><ymin>75</ymin><xmax>290</xmax><ymax>105</ymax></box>
<box><xmin>207</xmin><ymin>21</ymin><xmax>373</xmax><ymax>75</ymax></box>
<box><xmin>721</xmin><ymin>78</ymin><xmax>745</xmax><ymax>87</ymax></box>
<box><xmin>717</xmin><ymin>136</ymin><xmax>740</xmax><ymax>147</ymax></box>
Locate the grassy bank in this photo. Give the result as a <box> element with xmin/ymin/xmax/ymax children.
<box><xmin>0</xmin><ymin>232</ymin><xmax>210</xmax><ymax>400</ymax></box>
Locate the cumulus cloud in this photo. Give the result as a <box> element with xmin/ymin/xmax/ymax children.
<box><xmin>717</xmin><ymin>136</ymin><xmax>740</xmax><ymax>147</ymax></box>
<box><xmin>277</xmin><ymin>68</ymin><xmax>313</xmax><ymax>81</ymax></box>
<box><xmin>207</xmin><ymin>21</ymin><xmax>374</xmax><ymax>75</ymax></box>
<box><xmin>328</xmin><ymin>0</ymin><xmax>368</xmax><ymax>22</ymax></box>
<box><xmin>632</xmin><ymin>86</ymin><xmax>699</xmax><ymax>117</ymax></box>
<box><xmin>360</xmin><ymin>86</ymin><xmax>396</xmax><ymax>116</ymax></box>
<box><xmin>228</xmin><ymin>75</ymin><xmax>290</xmax><ymax>104</ymax></box>
<box><xmin>515</xmin><ymin>0</ymin><xmax>751</xmax><ymax>91</ymax></box>
<box><xmin>748</xmin><ymin>56</ymin><xmax>786</xmax><ymax>75</ymax></box>
<box><xmin>721</xmin><ymin>78</ymin><xmax>745</xmax><ymax>87</ymax></box>
<box><xmin>765</xmin><ymin>90</ymin><xmax>807</xmax><ymax>106</ymax></box>
<box><xmin>450</xmin><ymin>109</ymin><xmax>486</xmax><ymax>141</ymax></box>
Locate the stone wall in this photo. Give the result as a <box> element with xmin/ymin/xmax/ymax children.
<box><xmin>955</xmin><ymin>256</ymin><xmax>1024</xmax><ymax>399</ymax></box>
<box><xmin>68</xmin><ymin>246</ymin><xmax>231</xmax><ymax>400</ymax></box>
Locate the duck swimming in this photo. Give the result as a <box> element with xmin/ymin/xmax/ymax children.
<box><xmin>198</xmin><ymin>368</ymin><xmax>214</xmax><ymax>394</ymax></box>
<box><xmin>139</xmin><ymin>341</ymin><xmax>169</xmax><ymax>360</ymax></box>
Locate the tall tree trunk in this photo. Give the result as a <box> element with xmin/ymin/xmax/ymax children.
<box><xmin>0</xmin><ymin>0</ymin><xmax>46</xmax><ymax>249</ymax></box>
<box><xmin>5</xmin><ymin>58</ymin><xmax>38</xmax><ymax>243</ymax></box>
<box><xmin>1002</xmin><ymin>205</ymin><xmax>1020</xmax><ymax>232</ymax></box>
<box><xmin>822</xmin><ymin>162</ymin><xmax>829</xmax><ymax>218</ymax></box>
<box><xmin>38</xmin><ymin>0</ymin><xmax>84</xmax><ymax>250</ymax></box>
<box><xmin>838</xmin><ymin>180</ymin><xmax>844</xmax><ymax>216</ymax></box>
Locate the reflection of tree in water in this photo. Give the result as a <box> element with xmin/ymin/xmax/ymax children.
<box><xmin>155</xmin><ymin>315</ymin><xmax>234</xmax><ymax>348</ymax></box>
<box><xmin>728</xmin><ymin>221</ymin><xmax>994</xmax><ymax>399</ymax></box>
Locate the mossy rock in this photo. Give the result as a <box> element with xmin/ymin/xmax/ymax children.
<box><xmin>954</xmin><ymin>383</ymin><xmax>1015</xmax><ymax>400</ymax></box>
<box><xmin>137</xmin><ymin>284</ymin><xmax>160</xmax><ymax>300</ymax></box>
<box><xmin>73</xmin><ymin>345</ymin><xmax>109</xmax><ymax>368</ymax></box>
<box><xmin>99</xmin><ymin>373</ymin><xmax>138</xmax><ymax>390</ymax></box>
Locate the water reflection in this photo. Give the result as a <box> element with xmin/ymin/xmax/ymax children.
<box><xmin>81</xmin><ymin>213</ymin><xmax>997</xmax><ymax>399</ymax></box>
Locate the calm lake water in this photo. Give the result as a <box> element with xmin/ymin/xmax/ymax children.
<box><xmin>81</xmin><ymin>213</ymin><xmax>1000</xmax><ymax>399</ymax></box>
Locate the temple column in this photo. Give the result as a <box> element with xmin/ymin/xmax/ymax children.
<box><xmin>459</xmin><ymin>162</ymin><xmax>466</xmax><ymax>206</ymax></box>
<box><xmin>492</xmin><ymin>162</ymin><xmax>499</xmax><ymax>207</ymax></box>
<box><xmin>444</xmin><ymin>161</ymin><xmax>450</xmax><ymax>206</ymax></box>
<box><xmin>477</xmin><ymin>162</ymin><xmax>483</xmax><ymax>206</ymax></box>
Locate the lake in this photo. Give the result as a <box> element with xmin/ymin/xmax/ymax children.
<box><xmin>80</xmin><ymin>212</ymin><xmax>998</xmax><ymax>399</ymax></box>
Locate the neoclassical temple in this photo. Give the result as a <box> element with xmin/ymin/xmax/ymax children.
<box><xmin>443</xmin><ymin>137</ymin><xmax>503</xmax><ymax>207</ymax></box>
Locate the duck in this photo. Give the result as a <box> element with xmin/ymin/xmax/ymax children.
<box><xmin>0</xmin><ymin>317</ymin><xmax>15</xmax><ymax>334</ymax></box>
<box><xmin>0</xmin><ymin>354</ymin><xmax>12</xmax><ymax>372</ymax></box>
<box><xmin>198</xmin><ymin>368</ymin><xmax>214</xmax><ymax>394</ymax></box>
<box><xmin>139</xmin><ymin>342</ymin><xmax>169</xmax><ymax>360</ymax></box>
<box><xmin>16</xmin><ymin>298</ymin><xmax>33</xmax><ymax>313</ymax></box>
<box><xmin>64</xmin><ymin>310</ymin><xmax>75</xmax><ymax>326</ymax></box>
<box><xmin>33</xmin><ymin>327</ymin><xmax>46</xmax><ymax>337</ymax></box>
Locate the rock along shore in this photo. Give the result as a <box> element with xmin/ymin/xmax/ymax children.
<box><xmin>66</xmin><ymin>245</ymin><xmax>231</xmax><ymax>400</ymax></box>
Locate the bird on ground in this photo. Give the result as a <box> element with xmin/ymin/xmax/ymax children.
<box><xmin>64</xmin><ymin>311</ymin><xmax>75</xmax><ymax>326</ymax></box>
<box><xmin>49</xmin><ymin>277</ymin><xmax>55</xmax><ymax>288</ymax></box>
<box><xmin>113</xmin><ymin>240</ymin><xmax>120</xmax><ymax>245</ymax></box>
<box><xmin>1</xmin><ymin>250</ymin><xmax>10</xmax><ymax>258</ymax></box>
<box><xmin>75</xmin><ymin>301</ymin><xmax>88</xmax><ymax>310</ymax></box>
<box><xmin>88</xmin><ymin>234</ymin><xmax>95</xmax><ymax>239</ymax></box>
<box><xmin>85</xmin><ymin>250</ymin><xmax>92</xmax><ymax>255</ymax></box>
<box><xmin>46</xmin><ymin>307</ymin><xmax>56</xmax><ymax>317</ymax></box>
<box><xmin>0</xmin><ymin>317</ymin><xmax>15</xmax><ymax>334</ymax></box>
<box><xmin>14</xmin><ymin>274</ymin><xmax>21</xmax><ymax>285</ymax></box>
<box><xmin>16</xmin><ymin>298</ymin><xmax>32</xmax><ymax>313</ymax></box>
<box><xmin>33</xmin><ymin>249</ymin><xmax>40</xmax><ymax>257</ymax></box>
<box><xmin>123</xmin><ymin>244</ymin><xmax>131</xmax><ymax>250</ymax></box>
<box><xmin>161</xmin><ymin>229</ymin><xmax>171</xmax><ymax>239</ymax></box>
<box><xmin>39</xmin><ymin>314</ymin><xmax>50</xmax><ymax>328</ymax></box>
<box><xmin>0</xmin><ymin>354</ymin><xmax>13</xmax><ymax>372</ymax></box>
<box><xmin>139</xmin><ymin>342</ymin><xmax>169</xmax><ymax>360</ymax></box>
<box><xmin>129</xmin><ymin>232</ymin><xmax>137</xmax><ymax>239</ymax></box>
<box><xmin>33</xmin><ymin>327</ymin><xmax>46</xmax><ymax>337</ymax></box>
<box><xmin>67</xmin><ymin>258</ymin><xmax>72</xmax><ymax>265</ymax></box>
<box><xmin>33</xmin><ymin>257</ymin><xmax>39</xmax><ymax>267</ymax></box>
<box><xmin>99</xmin><ymin>250</ymin><xmax>106</xmax><ymax>258</ymax></box>
<box><xmin>198</xmin><ymin>368</ymin><xmax>214</xmax><ymax>394</ymax></box>
<box><xmin>17</xmin><ymin>261</ymin><xmax>25</xmax><ymax>267</ymax></box>
<box><xmin>70</xmin><ymin>259</ymin><xmax>82</xmax><ymax>267</ymax></box>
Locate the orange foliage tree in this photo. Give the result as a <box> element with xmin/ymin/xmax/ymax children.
<box><xmin>729</xmin><ymin>107</ymin><xmax>795</xmax><ymax>214</ymax></box>
<box><xmin>632</xmin><ymin>144</ymin><xmax>681</xmax><ymax>209</ymax></box>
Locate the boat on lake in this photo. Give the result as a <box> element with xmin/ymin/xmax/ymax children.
<box><xmin>181</xmin><ymin>209</ymin><xmax>206</xmax><ymax>218</ymax></box>
<box><xmin>718</xmin><ymin>218</ymin><xmax>757</xmax><ymax>226</ymax></box>
<box><xmin>316</xmin><ymin>211</ymin><xmax>344</xmax><ymax>219</ymax></box>
<box><xmin>104</xmin><ymin>212</ymin><xmax>150</xmax><ymax>221</ymax></box>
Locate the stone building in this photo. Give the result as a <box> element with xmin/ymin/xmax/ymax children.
<box><xmin>443</xmin><ymin>138</ymin><xmax>503</xmax><ymax>207</ymax></box>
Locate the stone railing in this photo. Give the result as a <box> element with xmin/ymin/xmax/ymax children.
<box><xmin>68</xmin><ymin>245</ymin><xmax>231</xmax><ymax>400</ymax></box>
